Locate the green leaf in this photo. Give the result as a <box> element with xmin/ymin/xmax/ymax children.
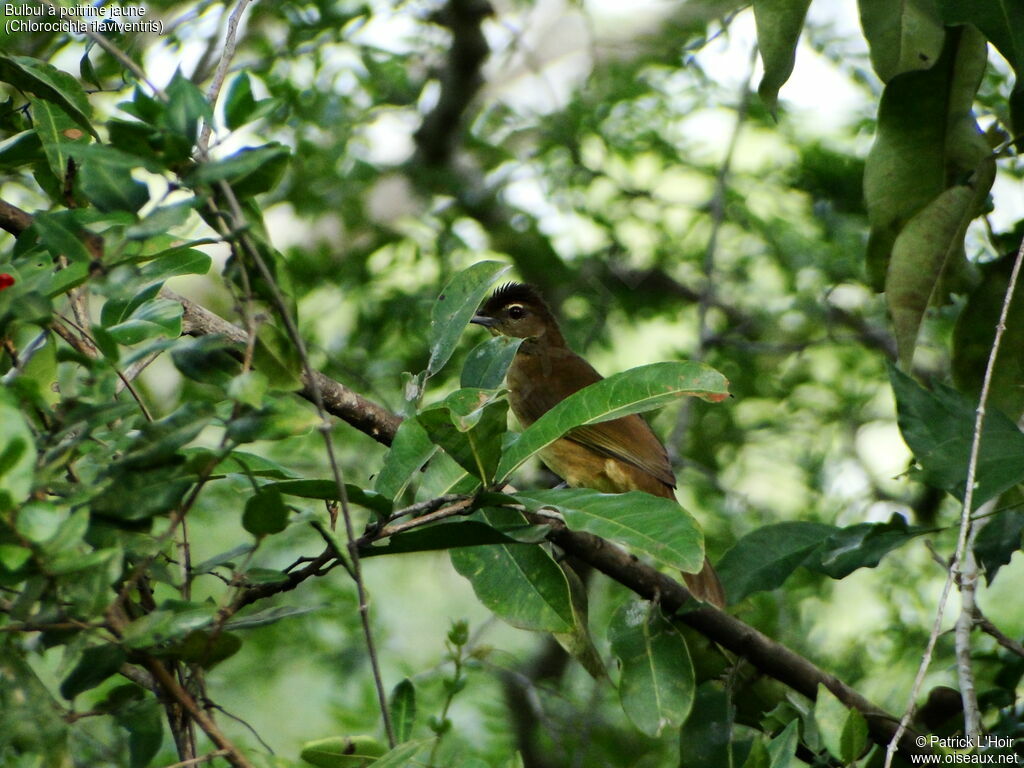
<box><xmin>608</xmin><ymin>600</ymin><xmax>694</xmax><ymax>738</ymax></box>
<box><xmin>753</xmin><ymin>0</ymin><xmax>812</xmax><ymax>114</ymax></box>
<box><xmin>226</xmin><ymin>399</ymin><xmax>320</xmax><ymax>443</ymax></box>
<box><xmin>766</xmin><ymin>719</ymin><xmax>799</xmax><ymax>768</ymax></box>
<box><xmin>79</xmin><ymin>155</ymin><xmax>149</xmax><ymax>214</ymax></box>
<box><xmin>171</xmin><ymin>334</ymin><xmax>239</xmax><ymax>387</ymax></box>
<box><xmin>121</xmin><ymin>602</ymin><xmax>218</xmax><ymax>648</ymax></box>
<box><xmin>553</xmin><ymin>561</ymin><xmax>607</xmax><ymax>679</ymax></box>
<box><xmin>138</xmin><ymin>246</ymin><xmax>212</xmax><ymax>281</ymax></box>
<box><xmin>156</xmin><ymin>629</ymin><xmax>242</xmax><ymax>668</ymax></box>
<box><xmin>374</xmin><ymin>418</ymin><xmax>438</xmax><ymax>500</ymax></box>
<box><xmin>863</xmin><ymin>29</ymin><xmax>988</xmax><ymax>289</ymax></box>
<box><xmin>243</xmin><ymin>488</ymin><xmax>289</xmax><ymax>536</ymax></box>
<box><xmin>116</xmin><ymin>402</ymin><xmax>213</xmax><ymax>470</ymax></box>
<box><xmin>814</xmin><ymin>684</ymin><xmax>849</xmax><ymax>762</ymax></box>
<box><xmin>125</xmin><ymin>199</ymin><xmax>196</xmax><ymax>240</ymax></box>
<box><xmin>515</xmin><ymin>488</ymin><xmax>704</xmax><ymax>573</ymax></box>
<box><xmin>389</xmin><ymin>679</ymin><xmax>417</xmax><ymax>743</ymax></box>
<box><xmin>0</xmin><ymin>389</ymin><xmax>36</xmax><ymax>511</ymax></box>
<box><xmin>30</xmin><ymin>97</ymin><xmax>90</xmax><ymax>184</ymax></box>
<box><xmin>679</xmin><ymin>683</ymin><xmax>734</xmax><ymax>768</ymax></box>
<box><xmin>60</xmin><ymin>644</ymin><xmax>127</xmax><ymax>699</ymax></box>
<box><xmin>496</xmin><ymin>361</ymin><xmax>729</xmax><ymax>482</ymax></box>
<box><xmin>113</xmin><ymin>691</ymin><xmax>163</xmax><ymax>768</ymax></box>
<box><xmin>0</xmin><ymin>129</ymin><xmax>43</xmax><ymax>171</ymax></box>
<box><xmin>0</xmin><ymin>54</ymin><xmax>95</xmax><ymax>136</ymax></box>
<box><xmin>887</xmin><ymin>179</ymin><xmax>992</xmax><ymax>368</ymax></box>
<box><xmin>460</xmin><ymin>335</ymin><xmax>523</xmax><ymax>389</ymax></box>
<box><xmin>186</xmin><ymin>143</ymin><xmax>290</xmax><ymax>195</ymax></box>
<box><xmin>717</xmin><ymin>522</ymin><xmax>837</xmax><ymax>602</ymax></box>
<box><xmin>427</xmin><ymin>260</ymin><xmax>511</xmax><ymax>376</ymax></box>
<box><xmin>300</xmin><ymin>735</ymin><xmax>388</xmax><ymax>768</ymax></box>
<box><xmin>858</xmin><ymin>0</ymin><xmax>946</xmax><ymax>82</ymax></box>
<box><xmin>890</xmin><ymin>364</ymin><xmax>1024</xmax><ymax>508</ymax></box>
<box><xmin>808</xmin><ymin>514</ymin><xmax>928</xmax><ymax>578</ymax></box>
<box><xmin>450</xmin><ymin>509</ymin><xmax>574</xmax><ymax>633</ymax></box>
<box><xmin>225</xmin><ymin>72</ymin><xmax>257</xmax><ymax>129</ymax></box>
<box><xmin>164</xmin><ymin>70</ymin><xmax>211</xmax><ymax>144</ymax></box>
<box><xmin>419</xmin><ymin>391</ymin><xmax>508</xmax><ymax>483</ymax></box>
<box><xmin>106</xmin><ymin>298</ymin><xmax>183</xmax><ymax>345</ymax></box>
<box><xmin>368</xmin><ymin>740</ymin><xmax>430</xmax><ymax>767</ymax></box>
<box><xmin>973</xmin><ymin>496</ymin><xmax>1024</xmax><ymax>585</ymax></box>
<box><xmin>33</xmin><ymin>211</ymin><xmax>93</xmax><ymax>263</ymax></box>
<box><xmin>252</xmin><ymin>322</ymin><xmax>303</xmax><ymax>390</ymax></box>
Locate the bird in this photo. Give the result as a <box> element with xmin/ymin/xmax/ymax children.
<box><xmin>470</xmin><ymin>282</ymin><xmax>726</xmax><ymax>608</ymax></box>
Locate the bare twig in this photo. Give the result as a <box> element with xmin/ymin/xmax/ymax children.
<box><xmin>885</xmin><ymin>228</ymin><xmax>1024</xmax><ymax>766</ymax></box>
<box><xmin>158</xmin><ymin>750</ymin><xmax>230</xmax><ymax>768</ymax></box>
<box><xmin>974</xmin><ymin>608</ymin><xmax>1024</xmax><ymax>659</ymax></box>
<box><xmin>197</xmin><ymin>0</ymin><xmax>254</xmax><ymax>153</ymax></box>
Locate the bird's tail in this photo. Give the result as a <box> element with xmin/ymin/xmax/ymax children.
<box><xmin>683</xmin><ymin>557</ymin><xmax>726</xmax><ymax>609</ymax></box>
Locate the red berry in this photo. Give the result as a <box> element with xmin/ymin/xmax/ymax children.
<box><xmin>0</xmin><ymin>273</ymin><xmax>14</xmax><ymax>291</ymax></box>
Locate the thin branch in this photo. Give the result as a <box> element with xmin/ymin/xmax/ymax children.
<box><xmin>974</xmin><ymin>608</ymin><xmax>1024</xmax><ymax>659</ymax></box>
<box><xmin>885</xmin><ymin>227</ymin><xmax>1024</xmax><ymax>766</ymax></box>
<box><xmin>142</xmin><ymin>657</ymin><xmax>254</xmax><ymax>768</ymax></box>
<box><xmin>158</xmin><ymin>750</ymin><xmax>230</xmax><ymax>768</ymax></box>
<box><xmin>197</xmin><ymin>0</ymin><xmax>254</xmax><ymax>153</ymax></box>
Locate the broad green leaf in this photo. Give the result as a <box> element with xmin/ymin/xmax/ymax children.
<box><xmin>370</xmin><ymin>740</ymin><xmax>431</xmax><ymax>768</ymax></box>
<box><xmin>808</xmin><ymin>514</ymin><xmax>928</xmax><ymax>579</ymax></box>
<box><xmin>60</xmin><ymin>644</ymin><xmax>126</xmax><ymax>699</ymax></box>
<box><xmin>0</xmin><ymin>389</ymin><xmax>36</xmax><ymax>511</ymax></box>
<box><xmin>496</xmin><ymin>361</ymin><xmax>729</xmax><ymax>482</ymax></box>
<box><xmin>389</xmin><ymin>679</ymin><xmax>417</xmax><ymax>743</ymax></box>
<box><xmin>887</xmin><ymin>179</ymin><xmax>991</xmax><ymax>368</ymax></box>
<box><xmin>164</xmin><ymin>71</ymin><xmax>211</xmax><ymax>144</ymax></box>
<box><xmin>171</xmin><ymin>334</ymin><xmax>239</xmax><ymax>387</ymax></box>
<box><xmin>450</xmin><ymin>509</ymin><xmax>574</xmax><ymax>633</ymax></box>
<box><xmin>863</xmin><ymin>30</ymin><xmax>987</xmax><ymax>288</ymax></box>
<box><xmin>106</xmin><ymin>299</ymin><xmax>183</xmax><ymax>345</ymax></box>
<box><xmin>766</xmin><ymin>719</ymin><xmax>799</xmax><ymax>768</ymax></box>
<box><xmin>741</xmin><ymin>738</ymin><xmax>770</xmax><ymax>768</ymax></box>
<box><xmin>374</xmin><ymin>418</ymin><xmax>438</xmax><ymax>500</ymax></box>
<box><xmin>91</xmin><ymin>465</ymin><xmax>194</xmax><ymax>521</ymax></box>
<box><xmin>0</xmin><ymin>54</ymin><xmax>95</xmax><ymax>136</ymax></box>
<box><xmin>753</xmin><ymin>0</ymin><xmax>812</xmax><ymax>114</ymax></box>
<box><xmin>890</xmin><ymin>365</ymin><xmax>1024</xmax><ymax>508</ymax></box>
<box><xmin>192</xmin><ymin>543</ymin><xmax>256</xmax><ymax>575</ymax></box>
<box><xmin>711</xmin><ymin>522</ymin><xmax>836</xmax><ymax>603</ymax></box>
<box><xmin>842</xmin><ymin>708</ymin><xmax>868</xmax><ymax>764</ymax></box>
<box><xmin>79</xmin><ymin>155</ymin><xmax>149</xmax><ymax>214</ymax></box>
<box><xmin>115</xmin><ymin>402</ymin><xmax>213</xmax><ymax>470</ymax></box>
<box><xmin>186</xmin><ymin>143</ymin><xmax>290</xmax><ymax>195</ymax></box>
<box><xmin>0</xmin><ymin>129</ymin><xmax>43</xmax><ymax>170</ymax></box>
<box><xmin>515</xmin><ymin>488</ymin><xmax>704</xmax><ymax>573</ymax></box>
<box><xmin>30</xmin><ymin>97</ymin><xmax>90</xmax><ymax>184</ymax></box>
<box><xmin>300</xmin><ymin>735</ymin><xmax>388</xmax><ymax>767</ymax></box>
<box><xmin>858</xmin><ymin>0</ymin><xmax>945</xmax><ymax>82</ymax></box>
<box><xmin>125</xmin><ymin>199</ymin><xmax>196</xmax><ymax>240</ymax></box>
<box><xmin>121</xmin><ymin>602</ymin><xmax>218</xmax><ymax>648</ymax></box>
<box><xmin>553</xmin><ymin>561</ymin><xmax>607</xmax><ymax>680</ymax></box>
<box><xmin>226</xmin><ymin>399</ymin><xmax>320</xmax><ymax>443</ymax></box>
<box><xmin>112</xmin><ymin>690</ymin><xmax>163</xmax><ymax>768</ymax></box>
<box><xmin>243</xmin><ymin>488</ymin><xmax>289</xmax><ymax>536</ymax></box>
<box><xmin>427</xmin><ymin>260</ymin><xmax>511</xmax><ymax>376</ymax></box>
<box><xmin>419</xmin><ymin>392</ymin><xmax>508</xmax><ymax>483</ymax></box>
<box><xmin>461</xmin><ymin>334</ymin><xmax>523</xmax><ymax>389</ymax></box>
<box><xmin>33</xmin><ymin>211</ymin><xmax>93</xmax><ymax>263</ymax></box>
<box><xmin>157</xmin><ymin>629</ymin><xmax>242</xmax><ymax>668</ymax></box>
<box><xmin>138</xmin><ymin>246</ymin><xmax>212</xmax><ymax>281</ymax></box>
<box><xmin>252</xmin><ymin>322</ymin><xmax>303</xmax><ymax>390</ymax></box>
<box><xmin>225</xmin><ymin>72</ymin><xmax>258</xmax><ymax>129</ymax></box>
<box><xmin>609</xmin><ymin>600</ymin><xmax>694</xmax><ymax>738</ymax></box>
<box><xmin>677</xmin><ymin>684</ymin><xmax>734</xmax><ymax>767</ymax></box>
<box><xmin>814</xmin><ymin>684</ymin><xmax>849</xmax><ymax>763</ymax></box>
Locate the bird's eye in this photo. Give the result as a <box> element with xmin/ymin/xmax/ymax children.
<box><xmin>507</xmin><ymin>305</ymin><xmax>526</xmax><ymax>320</ymax></box>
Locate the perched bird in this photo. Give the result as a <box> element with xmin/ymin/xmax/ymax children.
<box><xmin>471</xmin><ymin>282</ymin><xmax>726</xmax><ymax>608</ymax></box>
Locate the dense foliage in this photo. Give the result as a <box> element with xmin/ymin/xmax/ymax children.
<box><xmin>1</xmin><ymin>1</ymin><xmax>1023</xmax><ymax>767</ymax></box>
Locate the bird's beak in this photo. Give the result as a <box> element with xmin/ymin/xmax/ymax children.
<box><xmin>470</xmin><ymin>315</ymin><xmax>498</xmax><ymax>328</ymax></box>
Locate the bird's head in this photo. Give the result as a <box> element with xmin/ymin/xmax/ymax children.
<box><xmin>471</xmin><ymin>282</ymin><xmax>561</xmax><ymax>342</ymax></box>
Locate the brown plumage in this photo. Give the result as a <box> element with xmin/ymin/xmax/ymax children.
<box><xmin>472</xmin><ymin>282</ymin><xmax>726</xmax><ymax>608</ymax></box>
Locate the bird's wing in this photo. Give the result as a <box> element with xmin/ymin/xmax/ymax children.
<box><xmin>513</xmin><ymin>348</ymin><xmax>677</xmax><ymax>489</ymax></box>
